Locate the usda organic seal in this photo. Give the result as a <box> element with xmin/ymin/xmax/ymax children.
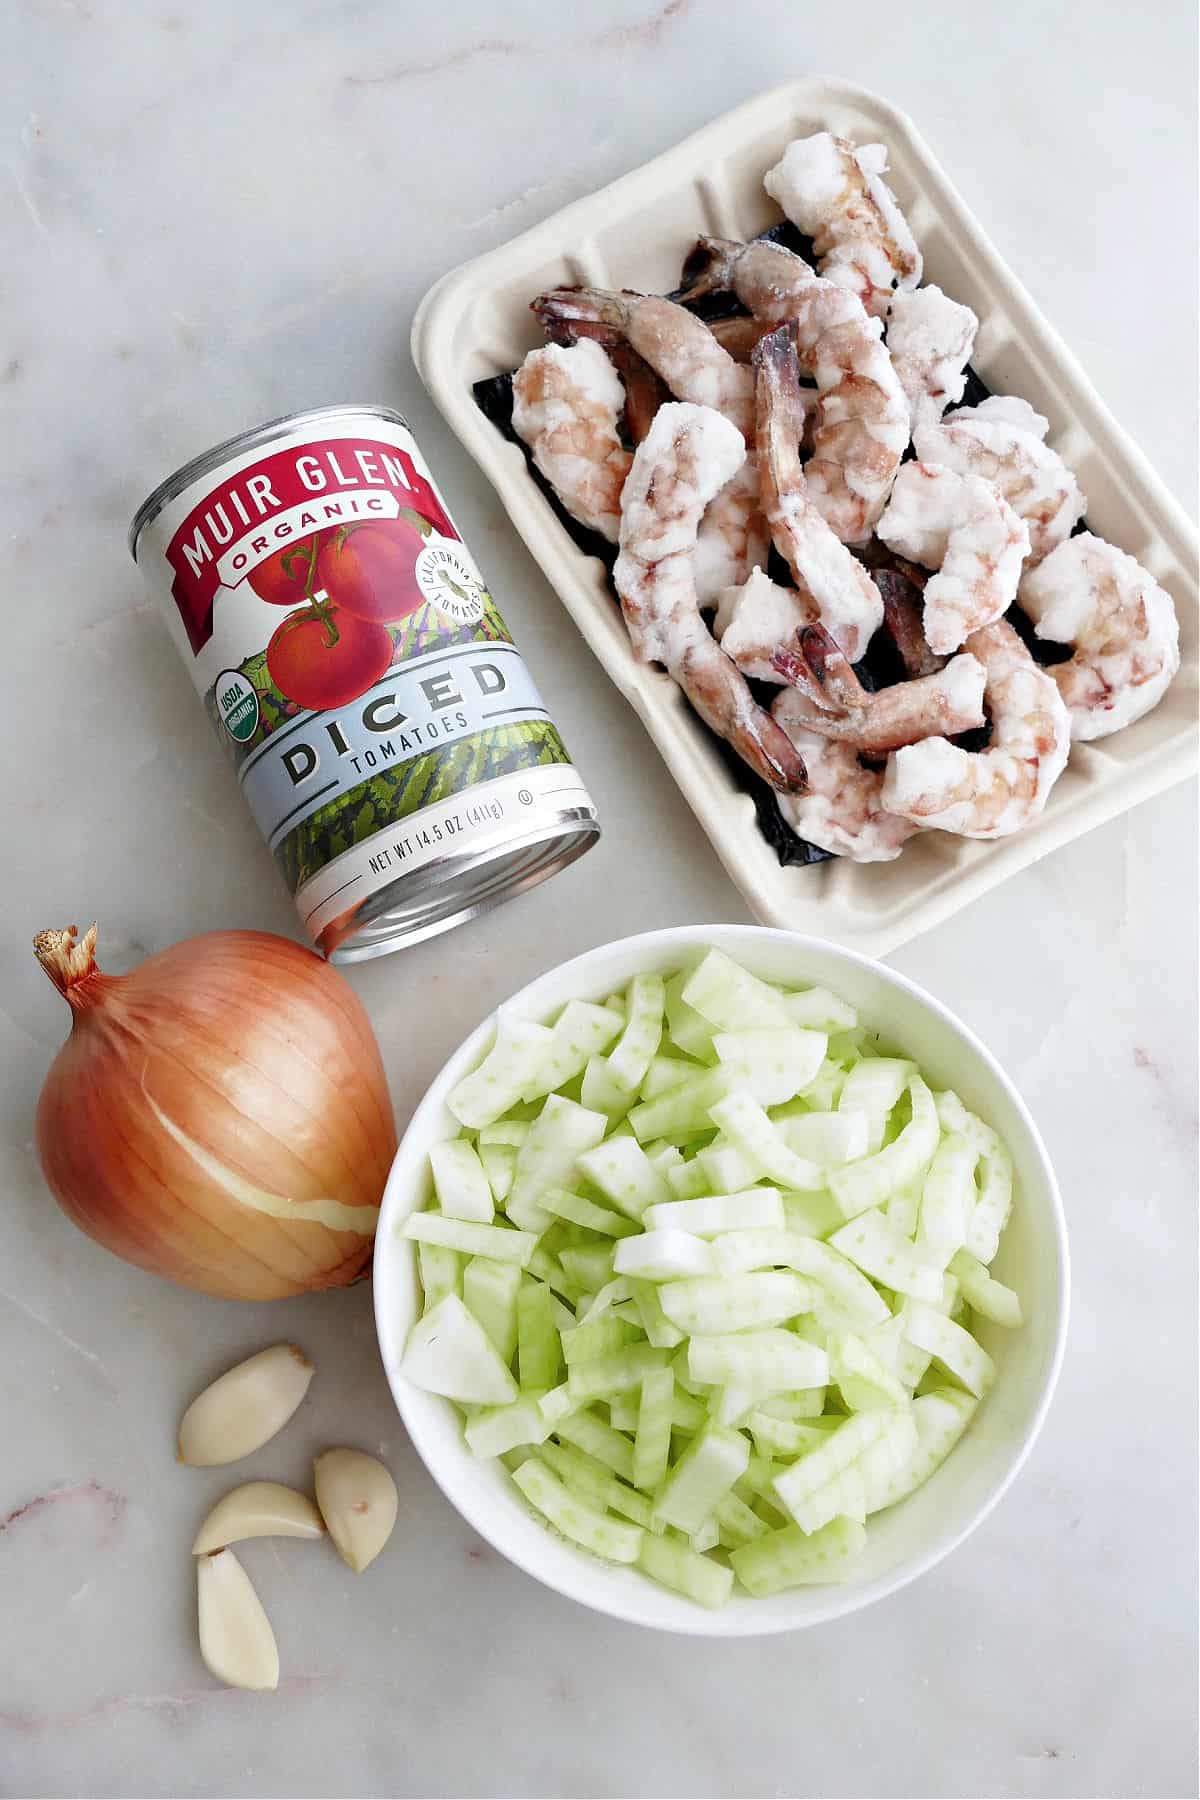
<box><xmin>215</xmin><ymin>669</ymin><xmax>260</xmax><ymax>743</ymax></box>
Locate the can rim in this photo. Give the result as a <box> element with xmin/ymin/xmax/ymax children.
<box><xmin>127</xmin><ymin>403</ymin><xmax>411</xmax><ymax>562</ymax></box>
<box><xmin>325</xmin><ymin>812</ymin><xmax>601</xmax><ymax>962</ymax></box>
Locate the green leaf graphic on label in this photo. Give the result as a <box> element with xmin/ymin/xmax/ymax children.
<box><xmin>200</xmin><ymin>578</ymin><xmax>576</xmax><ymax>902</ymax></box>
<box><xmin>273</xmin><ymin>718</ymin><xmax>571</xmax><ymax>895</ymax></box>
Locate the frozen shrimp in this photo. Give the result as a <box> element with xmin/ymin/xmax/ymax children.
<box><xmin>682</xmin><ymin>238</ymin><xmax>909</xmax><ymax>541</ymax></box>
<box><xmin>534</xmin><ymin>287</ymin><xmax>754</xmax><ymax>439</ymax></box>
<box><xmin>679</xmin><ymin>236</ymin><xmax>863</xmax><ymax>352</ymax></box>
<box><xmin>881</xmin><ymin>619</ymin><xmax>1071</xmax><ymax>838</ymax></box>
<box><xmin>535</xmin><ymin>288</ymin><xmax>769</xmax><ymax>591</ymax></box>
<box><xmin>773</xmin><ymin>692</ymin><xmax>919</xmax><ymax>862</ymax></box>
<box><xmin>960</xmin><ymin>394</ymin><xmax>1050</xmax><ymax>439</ymax></box>
<box><xmin>1018</xmin><ymin>532</ymin><xmax>1181</xmax><ymax>739</ymax></box>
<box><xmin>613</xmin><ymin>402</ymin><xmax>807</xmax><ymax>791</ymax></box>
<box><xmin>754</xmin><ymin>326</ymin><xmax>885</xmax><ymax>658</ymax></box>
<box><xmin>886</xmin><ymin>285</ymin><xmax>978</xmax><ymax>432</ymax></box>
<box><xmin>915</xmin><ymin>401</ymin><xmax>1085</xmax><ymax>565</ymax></box>
<box><xmin>511</xmin><ymin>339</ymin><xmax>632</xmax><ymax>542</ymax></box>
<box><xmin>764</xmin><ymin>132</ymin><xmax>922</xmax><ymax>318</ymax></box>
<box><xmin>695</xmin><ymin>456</ymin><xmax>770</xmax><ymax>606</ymax></box>
<box><xmin>713</xmin><ymin>566</ymin><xmax>817</xmax><ymax>682</ymax></box>
<box><xmin>876</xmin><ymin>461</ymin><xmax>1030</xmax><ymax>654</ymax></box>
<box><xmin>809</xmin><ymin>313</ymin><xmax>912</xmax><ymax>542</ymax></box>
<box><xmin>771</xmin><ymin>629</ymin><xmax>987</xmax><ymax>753</ymax></box>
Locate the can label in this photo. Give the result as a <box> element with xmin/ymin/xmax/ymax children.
<box><xmin>133</xmin><ymin>411</ymin><xmax>593</xmax><ymax>948</ymax></box>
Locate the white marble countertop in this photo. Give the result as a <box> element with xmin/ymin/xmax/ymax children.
<box><xmin>3</xmin><ymin>3</ymin><xmax>1196</xmax><ymax>1796</ymax></box>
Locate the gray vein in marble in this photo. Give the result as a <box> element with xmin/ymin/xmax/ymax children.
<box><xmin>0</xmin><ymin>1292</ymin><xmax>117</xmax><ymax>1389</ymax></box>
<box><xmin>344</xmin><ymin>1</ymin><xmax>692</xmax><ymax>86</ymax></box>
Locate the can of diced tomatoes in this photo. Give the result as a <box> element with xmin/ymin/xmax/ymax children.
<box><xmin>129</xmin><ymin>405</ymin><xmax>600</xmax><ymax>961</ymax></box>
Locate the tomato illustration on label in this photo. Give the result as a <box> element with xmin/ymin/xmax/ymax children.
<box><xmin>266</xmin><ymin>606</ymin><xmax>393</xmax><ymax>711</ymax></box>
<box><xmin>316</xmin><ymin>515</ymin><xmax>429</xmax><ymax>625</ymax></box>
<box><xmin>248</xmin><ymin>533</ymin><xmax>334</xmax><ymax>606</ymax></box>
<box><xmin>248</xmin><ymin>511</ymin><xmax>444</xmax><ymax>709</ymax></box>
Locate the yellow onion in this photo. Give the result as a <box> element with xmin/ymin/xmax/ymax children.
<box><xmin>34</xmin><ymin>924</ymin><xmax>396</xmax><ymax>1301</ymax></box>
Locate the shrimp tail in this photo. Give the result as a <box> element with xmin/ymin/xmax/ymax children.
<box><xmin>532</xmin><ymin>286</ymin><xmax>637</xmax><ymax>347</ymax></box>
<box><xmin>606</xmin><ymin>343</ymin><xmax>671</xmax><ymax>444</ymax></box>
<box><xmin>795</xmin><ymin>623</ymin><xmax>870</xmax><ymax>710</ymax></box>
<box><xmin>768</xmin><ymin>620</ymin><xmax>868</xmax><ymax>714</ymax></box>
<box><xmin>752</xmin><ymin>323</ymin><xmax>807</xmax><ymax>498</ymax></box>
<box><xmin>708</xmin><ymin>316</ymin><xmax>774</xmax><ymax>362</ymax></box>
<box><xmin>741</xmin><ymin>714</ymin><xmax>809</xmax><ymax>791</ymax></box>
<box><xmin>669</xmin><ymin>631</ymin><xmax>809</xmax><ymax>791</ymax></box>
<box><xmin>768</xmin><ymin>640</ymin><xmax>840</xmax><ymax>710</ymax></box>
<box><xmin>873</xmin><ymin>568</ymin><xmax>945</xmax><ymax>679</ymax></box>
<box><xmin>676</xmin><ymin>235</ymin><xmax>747</xmax><ymax>302</ymax></box>
<box><xmin>720</xmin><ymin>699</ymin><xmax>810</xmax><ymax>790</ymax></box>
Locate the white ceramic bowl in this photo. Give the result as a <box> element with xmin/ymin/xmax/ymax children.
<box><xmin>374</xmin><ymin>926</ymin><xmax>1069</xmax><ymax>1635</ymax></box>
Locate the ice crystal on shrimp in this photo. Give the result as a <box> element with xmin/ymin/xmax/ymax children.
<box><xmin>764</xmin><ymin>132</ymin><xmax>921</xmax><ymax>319</ymax></box>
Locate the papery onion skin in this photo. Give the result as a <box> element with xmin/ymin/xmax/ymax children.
<box><xmin>34</xmin><ymin>925</ymin><xmax>397</xmax><ymax>1301</ymax></box>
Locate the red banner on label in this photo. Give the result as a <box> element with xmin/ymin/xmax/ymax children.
<box><xmin>166</xmin><ymin>437</ymin><xmax>459</xmax><ymax>654</ymax></box>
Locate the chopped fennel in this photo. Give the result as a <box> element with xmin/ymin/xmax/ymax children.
<box><xmin>401</xmin><ymin>950</ymin><xmax>1024</xmax><ymax>1608</ymax></box>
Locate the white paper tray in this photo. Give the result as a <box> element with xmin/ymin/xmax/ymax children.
<box><xmin>412</xmin><ymin>78</ymin><xmax>1197</xmax><ymax>956</ymax></box>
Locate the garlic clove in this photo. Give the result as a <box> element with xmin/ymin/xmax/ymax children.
<box><xmin>313</xmin><ymin>1448</ymin><xmax>398</xmax><ymax>1573</ymax></box>
<box><xmin>197</xmin><ymin>1548</ymin><xmax>279</xmax><ymax>1691</ymax></box>
<box><xmin>178</xmin><ymin>1343</ymin><xmax>314</xmax><ymax>1466</ymax></box>
<box><xmin>192</xmin><ymin>1481</ymin><xmax>325</xmax><ymax>1554</ymax></box>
